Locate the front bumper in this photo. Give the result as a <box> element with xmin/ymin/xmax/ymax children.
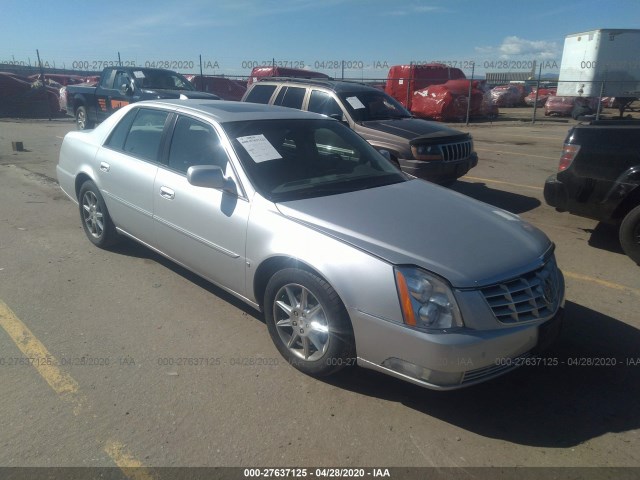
<box><xmin>399</xmin><ymin>153</ymin><xmax>478</xmax><ymax>183</ymax></box>
<box><xmin>351</xmin><ymin>306</ymin><xmax>564</xmax><ymax>391</ymax></box>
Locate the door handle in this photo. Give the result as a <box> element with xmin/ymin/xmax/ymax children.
<box><xmin>100</xmin><ymin>161</ymin><xmax>110</xmax><ymax>172</ymax></box>
<box><xmin>159</xmin><ymin>186</ymin><xmax>175</xmax><ymax>200</ymax></box>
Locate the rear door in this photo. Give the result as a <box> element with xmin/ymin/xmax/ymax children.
<box><xmin>96</xmin><ymin>107</ymin><xmax>170</xmax><ymax>238</ymax></box>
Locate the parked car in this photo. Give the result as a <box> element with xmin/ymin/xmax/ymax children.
<box><xmin>490</xmin><ymin>84</ymin><xmax>527</xmax><ymax>107</ymax></box>
<box><xmin>544</xmin><ymin>96</ymin><xmax>598</xmax><ymax>118</ymax></box>
<box><xmin>185</xmin><ymin>75</ymin><xmax>247</xmax><ymax>101</ymax></box>
<box><xmin>544</xmin><ymin>119</ymin><xmax>640</xmax><ymax>264</ymax></box>
<box><xmin>524</xmin><ymin>88</ymin><xmax>556</xmax><ymax>107</ymax></box>
<box><xmin>57</xmin><ymin>99</ymin><xmax>564</xmax><ymax>390</ymax></box>
<box><xmin>247</xmin><ymin>66</ymin><xmax>330</xmax><ymax>86</ymax></box>
<box><xmin>242</xmin><ymin>77</ymin><xmax>478</xmax><ymax>183</ymax></box>
<box><xmin>61</xmin><ymin>67</ymin><xmax>219</xmax><ymax>130</ymax></box>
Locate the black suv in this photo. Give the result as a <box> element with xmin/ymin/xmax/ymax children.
<box><xmin>544</xmin><ymin>119</ymin><xmax>640</xmax><ymax>264</ymax></box>
<box><xmin>241</xmin><ymin>78</ymin><xmax>478</xmax><ymax>183</ymax></box>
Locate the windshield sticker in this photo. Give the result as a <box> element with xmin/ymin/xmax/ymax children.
<box><xmin>236</xmin><ymin>134</ymin><xmax>282</xmax><ymax>163</ymax></box>
<box><xmin>346</xmin><ymin>96</ymin><xmax>366</xmax><ymax>110</ymax></box>
<box><xmin>133</xmin><ymin>71</ymin><xmax>146</xmax><ymax>79</ymax></box>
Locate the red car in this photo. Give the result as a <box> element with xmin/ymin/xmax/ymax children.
<box><xmin>490</xmin><ymin>84</ymin><xmax>527</xmax><ymax>107</ymax></box>
<box><xmin>524</xmin><ymin>88</ymin><xmax>556</xmax><ymax>107</ymax></box>
<box><xmin>185</xmin><ymin>75</ymin><xmax>247</xmax><ymax>101</ymax></box>
<box><xmin>544</xmin><ymin>96</ymin><xmax>598</xmax><ymax>117</ymax></box>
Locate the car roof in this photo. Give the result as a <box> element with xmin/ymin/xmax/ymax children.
<box><xmin>135</xmin><ymin>99</ymin><xmax>325</xmax><ymax>123</ymax></box>
<box><xmin>253</xmin><ymin>77</ymin><xmax>379</xmax><ymax>93</ymax></box>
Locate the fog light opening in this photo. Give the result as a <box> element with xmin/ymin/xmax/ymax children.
<box><xmin>382</xmin><ymin>358</ymin><xmax>463</xmax><ymax>386</ymax></box>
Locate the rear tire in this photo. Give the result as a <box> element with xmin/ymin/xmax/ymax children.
<box><xmin>264</xmin><ymin>268</ymin><xmax>355</xmax><ymax>377</ymax></box>
<box><xmin>619</xmin><ymin>204</ymin><xmax>640</xmax><ymax>265</ymax></box>
<box><xmin>78</xmin><ymin>181</ymin><xmax>119</xmax><ymax>248</ymax></box>
<box><xmin>76</xmin><ymin>106</ymin><xmax>94</xmax><ymax>130</ymax></box>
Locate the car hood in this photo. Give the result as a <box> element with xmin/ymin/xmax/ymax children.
<box><xmin>276</xmin><ymin>180</ymin><xmax>551</xmax><ymax>288</ymax></box>
<box><xmin>360</xmin><ymin>118</ymin><xmax>467</xmax><ymax>141</ymax></box>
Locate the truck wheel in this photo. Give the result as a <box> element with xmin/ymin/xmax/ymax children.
<box><xmin>76</xmin><ymin>106</ymin><xmax>94</xmax><ymax>130</ymax></box>
<box><xmin>619</xmin><ymin>204</ymin><xmax>640</xmax><ymax>265</ymax></box>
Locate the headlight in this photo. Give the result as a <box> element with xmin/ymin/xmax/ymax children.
<box><xmin>411</xmin><ymin>144</ymin><xmax>442</xmax><ymax>161</ymax></box>
<box><xmin>394</xmin><ymin>267</ymin><xmax>463</xmax><ymax>331</ymax></box>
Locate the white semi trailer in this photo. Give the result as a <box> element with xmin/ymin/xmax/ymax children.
<box><xmin>557</xmin><ymin>29</ymin><xmax>640</xmax><ymax>98</ymax></box>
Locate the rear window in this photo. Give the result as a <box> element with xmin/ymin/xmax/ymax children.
<box><xmin>245</xmin><ymin>84</ymin><xmax>277</xmax><ymax>104</ymax></box>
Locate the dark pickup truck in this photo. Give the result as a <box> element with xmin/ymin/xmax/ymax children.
<box><xmin>61</xmin><ymin>67</ymin><xmax>219</xmax><ymax>129</ymax></box>
<box><xmin>544</xmin><ymin>120</ymin><xmax>640</xmax><ymax>264</ymax></box>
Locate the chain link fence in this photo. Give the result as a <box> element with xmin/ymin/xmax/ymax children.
<box><xmin>2</xmin><ymin>51</ymin><xmax>639</xmax><ymax>123</ymax></box>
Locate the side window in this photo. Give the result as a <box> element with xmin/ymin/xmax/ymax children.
<box><xmin>167</xmin><ymin>116</ymin><xmax>228</xmax><ymax>175</ymax></box>
<box><xmin>278</xmin><ymin>87</ymin><xmax>305</xmax><ymax>110</ymax></box>
<box><xmin>100</xmin><ymin>70</ymin><xmax>115</xmax><ymax>89</ymax></box>
<box><xmin>308</xmin><ymin>90</ymin><xmax>343</xmax><ymax>117</ymax></box>
<box><xmin>114</xmin><ymin>71</ymin><xmax>131</xmax><ymax>91</ymax></box>
<box><xmin>122</xmin><ymin>108</ymin><xmax>170</xmax><ymax>161</ymax></box>
<box><xmin>245</xmin><ymin>84</ymin><xmax>277</xmax><ymax>104</ymax></box>
<box><xmin>105</xmin><ymin>108</ymin><xmax>138</xmax><ymax>150</ymax></box>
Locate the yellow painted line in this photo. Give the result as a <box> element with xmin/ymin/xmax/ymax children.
<box><xmin>0</xmin><ymin>299</ymin><xmax>154</xmax><ymax>479</ymax></box>
<box><xmin>476</xmin><ymin>147</ymin><xmax>557</xmax><ymax>160</ymax></box>
<box><xmin>564</xmin><ymin>271</ymin><xmax>640</xmax><ymax>297</ymax></box>
<box><xmin>463</xmin><ymin>175</ymin><xmax>543</xmax><ymax>191</ymax></box>
<box><xmin>104</xmin><ymin>441</ymin><xmax>155</xmax><ymax>480</ymax></box>
<box><xmin>0</xmin><ymin>299</ymin><xmax>81</xmax><ymax>405</ymax></box>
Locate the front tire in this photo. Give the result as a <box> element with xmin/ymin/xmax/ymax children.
<box><xmin>264</xmin><ymin>269</ymin><xmax>355</xmax><ymax>377</ymax></box>
<box><xmin>78</xmin><ymin>181</ymin><xmax>119</xmax><ymax>248</ymax></box>
<box><xmin>619</xmin><ymin>204</ymin><xmax>640</xmax><ymax>265</ymax></box>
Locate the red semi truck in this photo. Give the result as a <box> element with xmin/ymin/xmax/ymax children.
<box><xmin>385</xmin><ymin>64</ymin><xmax>466</xmax><ymax>110</ymax></box>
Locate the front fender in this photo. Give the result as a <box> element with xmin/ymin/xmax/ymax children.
<box><xmin>246</xmin><ymin>195</ymin><xmax>401</xmax><ymax>325</ymax></box>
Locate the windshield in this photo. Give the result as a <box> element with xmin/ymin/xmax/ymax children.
<box><xmin>223</xmin><ymin>119</ymin><xmax>406</xmax><ymax>202</ymax></box>
<box><xmin>338</xmin><ymin>91</ymin><xmax>412</xmax><ymax>121</ymax></box>
<box><xmin>132</xmin><ymin>69</ymin><xmax>195</xmax><ymax>91</ymax></box>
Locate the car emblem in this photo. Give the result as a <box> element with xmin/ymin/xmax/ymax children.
<box><xmin>541</xmin><ymin>275</ymin><xmax>556</xmax><ymax>307</ymax></box>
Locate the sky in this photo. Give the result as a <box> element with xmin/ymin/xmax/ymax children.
<box><xmin>1</xmin><ymin>0</ymin><xmax>639</xmax><ymax>78</ymax></box>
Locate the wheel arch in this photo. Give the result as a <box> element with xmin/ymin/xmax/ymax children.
<box><xmin>72</xmin><ymin>95</ymin><xmax>86</xmax><ymax>115</ymax></box>
<box><xmin>74</xmin><ymin>172</ymin><xmax>95</xmax><ymax>200</ymax></box>
<box><xmin>253</xmin><ymin>256</ymin><xmax>331</xmax><ymax>311</ymax></box>
<box><xmin>611</xmin><ymin>185</ymin><xmax>640</xmax><ymax>222</ymax></box>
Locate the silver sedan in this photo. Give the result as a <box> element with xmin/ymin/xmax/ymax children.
<box><xmin>57</xmin><ymin>100</ymin><xmax>564</xmax><ymax>390</ymax></box>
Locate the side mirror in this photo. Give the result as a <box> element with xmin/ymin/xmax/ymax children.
<box><xmin>378</xmin><ymin>149</ymin><xmax>392</xmax><ymax>161</ymax></box>
<box><xmin>329</xmin><ymin>113</ymin><xmax>348</xmax><ymax>124</ymax></box>
<box><xmin>187</xmin><ymin>165</ymin><xmax>236</xmax><ymax>194</ymax></box>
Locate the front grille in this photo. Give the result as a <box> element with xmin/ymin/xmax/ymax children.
<box><xmin>480</xmin><ymin>258</ymin><xmax>561</xmax><ymax>324</ymax></box>
<box><xmin>461</xmin><ymin>352</ymin><xmax>531</xmax><ymax>385</ymax></box>
<box><xmin>440</xmin><ymin>140</ymin><xmax>472</xmax><ymax>162</ymax></box>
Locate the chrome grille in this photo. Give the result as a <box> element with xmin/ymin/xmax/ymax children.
<box><xmin>440</xmin><ymin>140</ymin><xmax>472</xmax><ymax>162</ymax></box>
<box><xmin>480</xmin><ymin>258</ymin><xmax>561</xmax><ymax>324</ymax></box>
